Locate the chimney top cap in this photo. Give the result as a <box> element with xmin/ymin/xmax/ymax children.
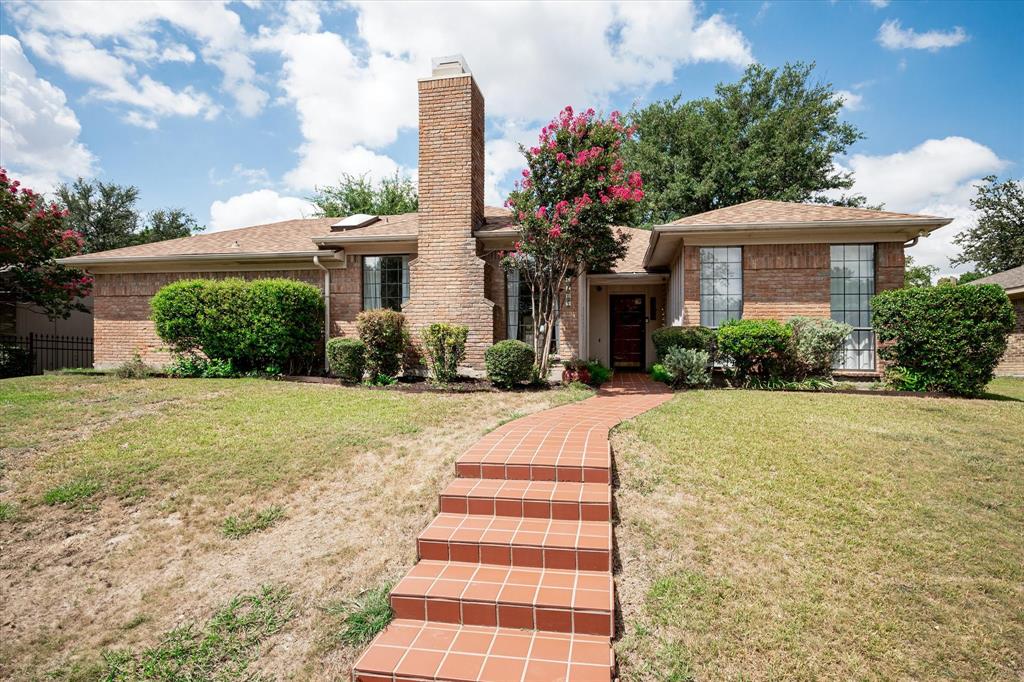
<box><xmin>431</xmin><ymin>55</ymin><xmax>470</xmax><ymax>78</ymax></box>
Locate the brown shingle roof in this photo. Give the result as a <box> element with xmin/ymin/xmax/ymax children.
<box><xmin>610</xmin><ymin>227</ymin><xmax>652</xmax><ymax>273</ymax></box>
<box><xmin>670</xmin><ymin>199</ymin><xmax>943</xmax><ymax>226</ymax></box>
<box><xmin>61</xmin><ymin>206</ymin><xmax>515</xmax><ymax>263</ymax></box>
<box><xmin>971</xmin><ymin>265</ymin><xmax>1024</xmax><ymax>291</ymax></box>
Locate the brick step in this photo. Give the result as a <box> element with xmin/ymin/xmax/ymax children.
<box><xmin>352</xmin><ymin>619</ymin><xmax>613</xmax><ymax>682</ymax></box>
<box><xmin>390</xmin><ymin>560</ymin><xmax>614</xmax><ymax>636</ymax></box>
<box><xmin>417</xmin><ymin>513</ymin><xmax>612</xmax><ymax>572</ymax></box>
<box><xmin>439</xmin><ymin>478</ymin><xmax>611</xmax><ymax>521</ymax></box>
<box><xmin>455</xmin><ymin>429</ymin><xmax>611</xmax><ymax>483</ymax></box>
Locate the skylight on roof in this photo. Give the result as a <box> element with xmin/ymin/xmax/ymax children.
<box><xmin>331</xmin><ymin>213</ymin><xmax>380</xmax><ymax>230</ymax></box>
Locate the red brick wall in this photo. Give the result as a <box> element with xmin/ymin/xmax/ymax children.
<box><xmin>682</xmin><ymin>242</ymin><xmax>906</xmax><ymax>324</ymax></box>
<box><xmin>91</xmin><ymin>263</ymin><xmax>361</xmax><ymax>368</ymax></box>
<box><xmin>996</xmin><ymin>295</ymin><xmax>1024</xmax><ymax>376</ymax></box>
<box><xmin>404</xmin><ymin>73</ymin><xmax>494</xmax><ymax>368</ymax></box>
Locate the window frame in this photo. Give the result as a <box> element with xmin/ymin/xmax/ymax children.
<box><xmin>699</xmin><ymin>246</ymin><xmax>743</xmax><ymax>329</ymax></box>
<box><xmin>361</xmin><ymin>255</ymin><xmax>409</xmax><ymax>312</ymax></box>
<box><xmin>830</xmin><ymin>243</ymin><xmax>876</xmax><ymax>371</ymax></box>
<box><xmin>506</xmin><ymin>269</ymin><xmax>557</xmax><ymax>352</ymax></box>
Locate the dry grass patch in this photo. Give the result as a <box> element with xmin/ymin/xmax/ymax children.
<box><xmin>0</xmin><ymin>374</ymin><xmax>592</xmax><ymax>680</ymax></box>
<box><xmin>613</xmin><ymin>378</ymin><xmax>1024</xmax><ymax>681</ymax></box>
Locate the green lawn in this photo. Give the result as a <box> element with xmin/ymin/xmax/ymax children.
<box><xmin>0</xmin><ymin>374</ymin><xmax>590</xmax><ymax>681</ymax></box>
<box><xmin>613</xmin><ymin>377</ymin><xmax>1024</xmax><ymax>681</ymax></box>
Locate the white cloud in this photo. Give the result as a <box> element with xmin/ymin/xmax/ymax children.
<box><xmin>838</xmin><ymin>137</ymin><xmax>1009</xmax><ymax>275</ymax></box>
<box><xmin>122</xmin><ymin>111</ymin><xmax>158</xmax><ymax>130</ymax></box>
<box><xmin>835</xmin><ymin>89</ymin><xmax>865</xmax><ymax>111</ymax></box>
<box><xmin>7</xmin><ymin>0</ymin><xmax>268</xmax><ymax>116</ymax></box>
<box><xmin>877</xmin><ymin>19</ymin><xmax>969</xmax><ymax>51</ymax></box>
<box><xmin>0</xmin><ymin>35</ymin><xmax>96</xmax><ymax>192</ymax></box>
<box><xmin>255</xmin><ymin>0</ymin><xmax>753</xmax><ymax>193</ymax></box>
<box><xmin>868</xmin><ymin>0</ymin><xmax>889</xmax><ymax>8</ymax></box>
<box><xmin>208</xmin><ymin>189</ymin><xmax>315</xmax><ymax>231</ymax></box>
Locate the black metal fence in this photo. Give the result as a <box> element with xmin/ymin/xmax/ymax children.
<box><xmin>0</xmin><ymin>333</ymin><xmax>93</xmax><ymax>376</ymax></box>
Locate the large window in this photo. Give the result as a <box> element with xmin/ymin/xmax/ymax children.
<box><xmin>506</xmin><ymin>270</ymin><xmax>557</xmax><ymax>351</ymax></box>
<box><xmin>830</xmin><ymin>244</ymin><xmax>875</xmax><ymax>370</ymax></box>
<box><xmin>362</xmin><ymin>255</ymin><xmax>409</xmax><ymax>311</ymax></box>
<box><xmin>699</xmin><ymin>246</ymin><xmax>743</xmax><ymax>328</ymax></box>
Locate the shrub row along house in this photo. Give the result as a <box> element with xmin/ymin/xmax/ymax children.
<box><xmin>61</xmin><ymin>56</ymin><xmax>952</xmax><ymax>375</ymax></box>
<box><xmin>972</xmin><ymin>264</ymin><xmax>1024</xmax><ymax>375</ymax></box>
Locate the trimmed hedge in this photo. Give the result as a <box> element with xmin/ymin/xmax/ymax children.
<box><xmin>0</xmin><ymin>344</ymin><xmax>33</xmax><ymax>379</ymax></box>
<box><xmin>151</xmin><ymin>278</ymin><xmax>323</xmax><ymax>373</ymax></box>
<box><xmin>872</xmin><ymin>284</ymin><xmax>1015</xmax><ymax>397</ymax></box>
<box><xmin>651</xmin><ymin>325</ymin><xmax>716</xmax><ymax>361</ymax></box>
<box><xmin>485</xmin><ymin>340</ymin><xmax>535</xmax><ymax>388</ymax></box>
<box><xmin>327</xmin><ymin>338</ymin><xmax>366</xmax><ymax>383</ymax></box>
<box><xmin>421</xmin><ymin>323</ymin><xmax>468</xmax><ymax>384</ymax></box>
<box><xmin>716</xmin><ymin>319</ymin><xmax>792</xmax><ymax>381</ymax></box>
<box><xmin>356</xmin><ymin>309</ymin><xmax>406</xmax><ymax>382</ymax></box>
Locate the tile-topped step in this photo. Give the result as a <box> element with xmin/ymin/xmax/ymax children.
<box><xmin>439</xmin><ymin>478</ymin><xmax>611</xmax><ymax>521</ymax></box>
<box><xmin>390</xmin><ymin>560</ymin><xmax>614</xmax><ymax>636</ymax></box>
<box><xmin>417</xmin><ymin>513</ymin><xmax>611</xmax><ymax>572</ymax></box>
<box><xmin>456</xmin><ymin>427</ymin><xmax>611</xmax><ymax>483</ymax></box>
<box><xmin>352</xmin><ymin>619</ymin><xmax>613</xmax><ymax>682</ymax></box>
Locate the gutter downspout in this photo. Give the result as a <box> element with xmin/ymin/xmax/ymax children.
<box><xmin>903</xmin><ymin>236</ymin><xmax>919</xmax><ymax>248</ymax></box>
<box><xmin>313</xmin><ymin>255</ymin><xmax>331</xmax><ymax>372</ymax></box>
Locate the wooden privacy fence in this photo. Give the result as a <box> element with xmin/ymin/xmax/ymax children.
<box><xmin>0</xmin><ymin>333</ymin><xmax>93</xmax><ymax>375</ymax></box>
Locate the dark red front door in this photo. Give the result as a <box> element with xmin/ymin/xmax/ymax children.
<box><xmin>610</xmin><ymin>295</ymin><xmax>645</xmax><ymax>369</ymax></box>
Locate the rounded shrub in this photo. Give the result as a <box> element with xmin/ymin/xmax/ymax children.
<box><xmin>651</xmin><ymin>326</ymin><xmax>716</xmax><ymax>361</ymax></box>
<box><xmin>0</xmin><ymin>344</ymin><xmax>33</xmax><ymax>379</ymax></box>
<box><xmin>356</xmin><ymin>309</ymin><xmax>406</xmax><ymax>382</ymax></box>
<box><xmin>716</xmin><ymin>319</ymin><xmax>793</xmax><ymax>382</ymax></box>
<box><xmin>421</xmin><ymin>323</ymin><xmax>468</xmax><ymax>384</ymax></box>
<box><xmin>327</xmin><ymin>338</ymin><xmax>366</xmax><ymax>383</ymax></box>
<box><xmin>663</xmin><ymin>347</ymin><xmax>711</xmax><ymax>388</ymax></box>
<box><xmin>872</xmin><ymin>284</ymin><xmax>1015</xmax><ymax>397</ymax></box>
<box><xmin>151</xmin><ymin>278</ymin><xmax>323</xmax><ymax>374</ymax></box>
<box><xmin>485</xmin><ymin>340</ymin><xmax>535</xmax><ymax>388</ymax></box>
<box><xmin>787</xmin><ymin>316</ymin><xmax>853</xmax><ymax>379</ymax></box>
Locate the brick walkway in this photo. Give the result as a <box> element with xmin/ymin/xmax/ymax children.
<box><xmin>352</xmin><ymin>373</ymin><xmax>672</xmax><ymax>681</ymax></box>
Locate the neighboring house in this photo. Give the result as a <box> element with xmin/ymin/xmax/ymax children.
<box><xmin>59</xmin><ymin>55</ymin><xmax>952</xmax><ymax>374</ymax></box>
<box><xmin>971</xmin><ymin>264</ymin><xmax>1024</xmax><ymax>376</ymax></box>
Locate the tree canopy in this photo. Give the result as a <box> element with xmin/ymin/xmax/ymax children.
<box><xmin>1</xmin><ymin>168</ymin><xmax>92</xmax><ymax>319</ymax></box>
<box><xmin>309</xmin><ymin>172</ymin><xmax>418</xmax><ymax>217</ymax></box>
<box><xmin>622</xmin><ymin>62</ymin><xmax>868</xmax><ymax>225</ymax></box>
<box><xmin>54</xmin><ymin>178</ymin><xmax>202</xmax><ymax>254</ymax></box>
<box><xmin>951</xmin><ymin>175</ymin><xmax>1024</xmax><ymax>275</ymax></box>
<box><xmin>904</xmin><ymin>255</ymin><xmax>938</xmax><ymax>288</ymax></box>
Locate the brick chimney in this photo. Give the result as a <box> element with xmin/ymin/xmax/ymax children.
<box><xmin>404</xmin><ymin>55</ymin><xmax>494</xmax><ymax>368</ymax></box>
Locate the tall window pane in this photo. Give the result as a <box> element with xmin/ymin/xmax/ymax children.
<box><xmin>506</xmin><ymin>270</ymin><xmax>557</xmax><ymax>352</ymax></box>
<box><xmin>700</xmin><ymin>246</ymin><xmax>742</xmax><ymax>328</ymax></box>
<box><xmin>830</xmin><ymin>244</ymin><xmax>875</xmax><ymax>370</ymax></box>
<box><xmin>362</xmin><ymin>255</ymin><xmax>409</xmax><ymax>311</ymax></box>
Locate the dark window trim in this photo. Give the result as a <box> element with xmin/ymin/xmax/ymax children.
<box><xmin>699</xmin><ymin>245</ymin><xmax>744</xmax><ymax>329</ymax></box>
<box><xmin>361</xmin><ymin>254</ymin><xmax>409</xmax><ymax>312</ymax></box>
<box><xmin>830</xmin><ymin>243</ymin><xmax>877</xmax><ymax>371</ymax></box>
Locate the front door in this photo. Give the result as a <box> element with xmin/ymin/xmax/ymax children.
<box><xmin>610</xmin><ymin>294</ymin><xmax>645</xmax><ymax>369</ymax></box>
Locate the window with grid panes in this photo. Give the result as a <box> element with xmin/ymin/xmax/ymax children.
<box><xmin>362</xmin><ymin>256</ymin><xmax>409</xmax><ymax>311</ymax></box>
<box><xmin>699</xmin><ymin>246</ymin><xmax>743</xmax><ymax>328</ymax></box>
<box><xmin>830</xmin><ymin>244</ymin><xmax>876</xmax><ymax>370</ymax></box>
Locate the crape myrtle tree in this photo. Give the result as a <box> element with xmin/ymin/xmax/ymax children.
<box><xmin>0</xmin><ymin>168</ymin><xmax>92</xmax><ymax>319</ymax></box>
<box><xmin>502</xmin><ymin>107</ymin><xmax>645</xmax><ymax>375</ymax></box>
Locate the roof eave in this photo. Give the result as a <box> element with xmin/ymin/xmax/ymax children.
<box><xmin>57</xmin><ymin>250</ymin><xmax>334</xmax><ymax>267</ymax></box>
<box><xmin>311</xmin><ymin>234</ymin><xmax>416</xmax><ymax>245</ymax></box>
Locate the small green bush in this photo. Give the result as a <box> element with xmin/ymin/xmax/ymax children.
<box><xmin>0</xmin><ymin>344</ymin><xmax>33</xmax><ymax>378</ymax></box>
<box><xmin>151</xmin><ymin>278</ymin><xmax>323</xmax><ymax>374</ymax></box>
<box><xmin>872</xmin><ymin>284</ymin><xmax>1015</xmax><ymax>397</ymax></box>
<box><xmin>650</xmin><ymin>363</ymin><xmax>672</xmax><ymax>384</ymax></box>
<box><xmin>485</xmin><ymin>340</ymin><xmax>535</xmax><ymax>388</ymax></box>
<box><xmin>788</xmin><ymin>316</ymin><xmax>853</xmax><ymax>379</ymax></box>
<box><xmin>586</xmin><ymin>360</ymin><xmax>612</xmax><ymax>386</ymax></box>
<box><xmin>652</xmin><ymin>326</ymin><xmax>717</xmax><ymax>362</ymax></box>
<box><xmin>114</xmin><ymin>352</ymin><xmax>151</xmax><ymax>379</ymax></box>
<box><xmin>663</xmin><ymin>347</ymin><xmax>711</xmax><ymax>388</ymax></box>
<box><xmin>167</xmin><ymin>355</ymin><xmax>238</xmax><ymax>378</ymax></box>
<box><xmin>420</xmin><ymin>323</ymin><xmax>468</xmax><ymax>384</ymax></box>
<box><xmin>356</xmin><ymin>309</ymin><xmax>406</xmax><ymax>381</ymax></box>
<box><xmin>327</xmin><ymin>338</ymin><xmax>366</xmax><ymax>383</ymax></box>
<box><xmin>716</xmin><ymin>319</ymin><xmax>793</xmax><ymax>382</ymax></box>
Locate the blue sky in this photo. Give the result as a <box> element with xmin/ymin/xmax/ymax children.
<box><xmin>1</xmin><ymin>0</ymin><xmax>1021</xmax><ymax>275</ymax></box>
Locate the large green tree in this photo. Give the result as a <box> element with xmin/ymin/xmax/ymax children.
<box><xmin>309</xmin><ymin>172</ymin><xmax>418</xmax><ymax>217</ymax></box>
<box><xmin>54</xmin><ymin>178</ymin><xmax>201</xmax><ymax>253</ymax></box>
<box><xmin>623</xmin><ymin>62</ymin><xmax>867</xmax><ymax>225</ymax></box>
<box><xmin>951</xmin><ymin>176</ymin><xmax>1024</xmax><ymax>275</ymax></box>
<box><xmin>904</xmin><ymin>255</ymin><xmax>938</xmax><ymax>288</ymax></box>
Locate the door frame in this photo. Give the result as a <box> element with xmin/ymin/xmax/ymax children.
<box><xmin>609</xmin><ymin>293</ymin><xmax>646</xmax><ymax>370</ymax></box>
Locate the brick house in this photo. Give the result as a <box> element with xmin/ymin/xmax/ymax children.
<box><xmin>61</xmin><ymin>56</ymin><xmax>952</xmax><ymax>374</ymax></box>
<box><xmin>972</xmin><ymin>265</ymin><xmax>1024</xmax><ymax>376</ymax></box>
